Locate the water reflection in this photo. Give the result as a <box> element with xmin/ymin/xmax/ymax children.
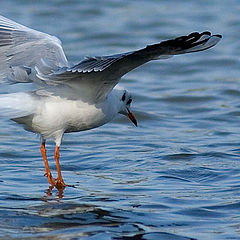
<box><xmin>3</xmin><ymin>200</ymin><xmax>195</xmax><ymax>240</ymax></box>
<box><xmin>44</xmin><ymin>183</ymin><xmax>80</xmax><ymax>200</ymax></box>
<box><xmin>45</xmin><ymin>185</ymin><xmax>64</xmax><ymax>200</ymax></box>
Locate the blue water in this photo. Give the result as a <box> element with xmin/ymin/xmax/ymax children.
<box><xmin>0</xmin><ymin>0</ymin><xmax>239</xmax><ymax>239</ymax></box>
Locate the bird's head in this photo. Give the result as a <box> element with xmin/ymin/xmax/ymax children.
<box><xmin>118</xmin><ymin>90</ymin><xmax>137</xmax><ymax>127</ymax></box>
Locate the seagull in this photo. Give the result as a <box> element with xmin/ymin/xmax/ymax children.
<box><xmin>0</xmin><ymin>15</ymin><xmax>222</xmax><ymax>190</ymax></box>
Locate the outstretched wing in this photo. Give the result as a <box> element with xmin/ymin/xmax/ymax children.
<box><xmin>48</xmin><ymin>31</ymin><xmax>222</xmax><ymax>102</ymax></box>
<box><xmin>0</xmin><ymin>16</ymin><xmax>221</xmax><ymax>103</ymax></box>
<box><xmin>0</xmin><ymin>15</ymin><xmax>69</xmax><ymax>83</ymax></box>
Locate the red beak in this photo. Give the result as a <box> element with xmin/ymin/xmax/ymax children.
<box><xmin>127</xmin><ymin>109</ymin><xmax>137</xmax><ymax>127</ymax></box>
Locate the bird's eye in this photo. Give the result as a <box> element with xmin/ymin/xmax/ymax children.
<box><xmin>122</xmin><ymin>92</ymin><xmax>126</xmax><ymax>101</ymax></box>
<box><xmin>127</xmin><ymin>98</ymin><xmax>132</xmax><ymax>105</ymax></box>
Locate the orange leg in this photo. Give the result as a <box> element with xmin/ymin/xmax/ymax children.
<box><xmin>41</xmin><ymin>142</ymin><xmax>56</xmax><ymax>186</ymax></box>
<box><xmin>54</xmin><ymin>146</ymin><xmax>66</xmax><ymax>189</ymax></box>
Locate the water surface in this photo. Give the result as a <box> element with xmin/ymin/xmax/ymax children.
<box><xmin>0</xmin><ymin>1</ymin><xmax>239</xmax><ymax>239</ymax></box>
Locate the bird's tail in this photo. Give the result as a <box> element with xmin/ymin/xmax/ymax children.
<box><xmin>0</xmin><ymin>92</ymin><xmax>36</xmax><ymax>118</ymax></box>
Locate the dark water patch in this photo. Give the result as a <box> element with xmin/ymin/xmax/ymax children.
<box><xmin>156</xmin><ymin>175</ymin><xmax>192</xmax><ymax>183</ymax></box>
<box><xmin>0</xmin><ymin>203</ymin><xmax>197</xmax><ymax>240</ymax></box>
<box><xmin>224</xmin><ymin>110</ymin><xmax>240</xmax><ymax>117</ymax></box>
<box><xmin>213</xmin><ymin>130</ymin><xmax>234</xmax><ymax>136</ymax></box>
<box><xmin>162</xmin><ymin>153</ymin><xmax>196</xmax><ymax>161</ymax></box>
<box><xmin>114</xmin><ymin>231</ymin><xmax>198</xmax><ymax>240</ymax></box>
<box><xmin>204</xmin><ymin>201</ymin><xmax>240</xmax><ymax>211</ymax></box>
<box><xmin>0</xmin><ymin>205</ymin><xmax>118</xmax><ymax>238</ymax></box>
<box><xmin>2</xmin><ymin>194</ymin><xmax>41</xmax><ymax>202</ymax></box>
<box><xmin>198</xmin><ymin>151</ymin><xmax>238</xmax><ymax>159</ymax></box>
<box><xmin>174</xmin><ymin>207</ymin><xmax>226</xmax><ymax>219</ymax></box>
<box><xmin>156</xmin><ymin>167</ymin><xmax>227</xmax><ymax>185</ymax></box>
<box><xmin>132</xmin><ymin>202</ymin><xmax>170</xmax><ymax>210</ymax></box>
<box><xmin>222</xmin><ymin>89</ymin><xmax>240</xmax><ymax>97</ymax></box>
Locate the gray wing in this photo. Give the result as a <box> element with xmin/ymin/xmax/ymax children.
<box><xmin>48</xmin><ymin>31</ymin><xmax>222</xmax><ymax>102</ymax></box>
<box><xmin>0</xmin><ymin>15</ymin><xmax>69</xmax><ymax>83</ymax></box>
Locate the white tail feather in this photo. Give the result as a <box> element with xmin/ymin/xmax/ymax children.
<box><xmin>0</xmin><ymin>93</ymin><xmax>36</xmax><ymax>118</ymax></box>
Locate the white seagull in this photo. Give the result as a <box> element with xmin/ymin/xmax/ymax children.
<box><xmin>0</xmin><ymin>15</ymin><xmax>222</xmax><ymax>189</ymax></box>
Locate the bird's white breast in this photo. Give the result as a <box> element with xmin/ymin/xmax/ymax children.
<box><xmin>31</xmin><ymin>95</ymin><xmax>117</xmax><ymax>141</ymax></box>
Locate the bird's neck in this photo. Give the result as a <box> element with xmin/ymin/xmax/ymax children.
<box><xmin>102</xmin><ymin>89</ymin><xmax>123</xmax><ymax>120</ymax></box>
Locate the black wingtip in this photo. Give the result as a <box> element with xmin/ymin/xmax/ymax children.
<box><xmin>170</xmin><ymin>31</ymin><xmax>222</xmax><ymax>52</ymax></box>
<box><xmin>214</xmin><ymin>34</ymin><xmax>222</xmax><ymax>39</ymax></box>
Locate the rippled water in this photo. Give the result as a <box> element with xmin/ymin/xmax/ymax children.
<box><xmin>0</xmin><ymin>0</ymin><xmax>239</xmax><ymax>239</ymax></box>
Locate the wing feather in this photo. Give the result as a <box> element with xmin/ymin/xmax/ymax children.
<box><xmin>0</xmin><ymin>15</ymin><xmax>69</xmax><ymax>83</ymax></box>
<box><xmin>48</xmin><ymin>32</ymin><xmax>221</xmax><ymax>102</ymax></box>
<box><xmin>0</xmin><ymin>17</ymin><xmax>221</xmax><ymax>104</ymax></box>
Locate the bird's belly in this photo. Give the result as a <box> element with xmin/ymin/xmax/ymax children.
<box><xmin>31</xmin><ymin>99</ymin><xmax>110</xmax><ymax>139</ymax></box>
<box><xmin>64</xmin><ymin>109</ymin><xmax>108</xmax><ymax>133</ymax></box>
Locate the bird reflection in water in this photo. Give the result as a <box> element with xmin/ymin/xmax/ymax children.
<box><xmin>46</xmin><ymin>185</ymin><xmax>64</xmax><ymax>199</ymax></box>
